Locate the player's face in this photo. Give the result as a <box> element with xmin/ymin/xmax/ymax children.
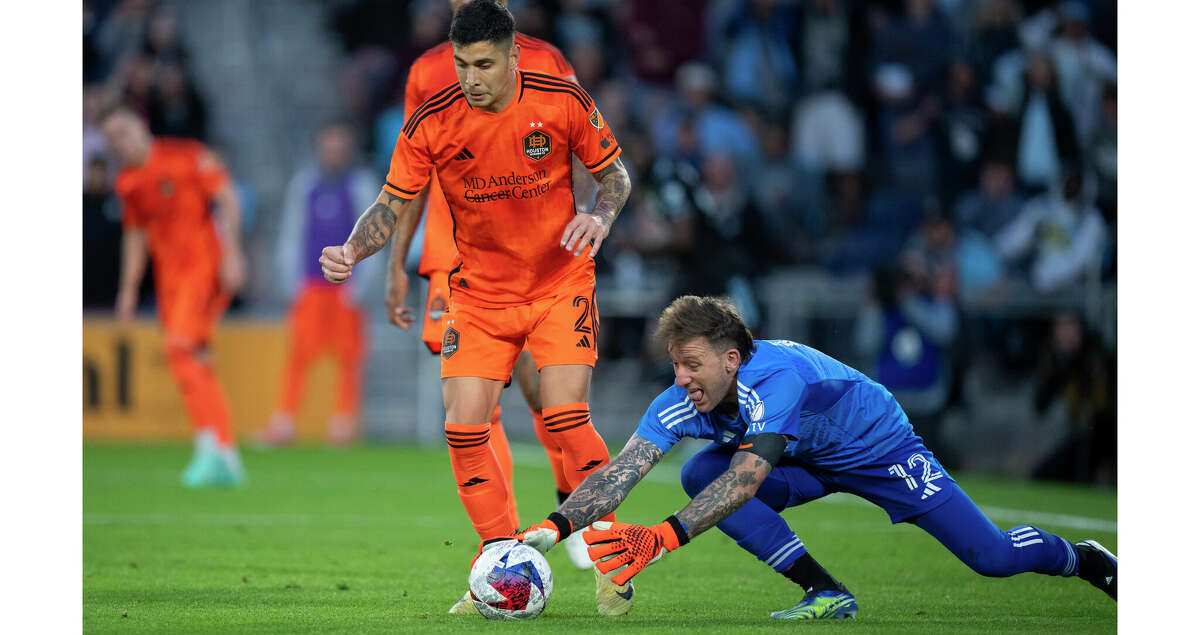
<box><xmin>101</xmin><ymin>111</ymin><xmax>152</xmax><ymax>167</ymax></box>
<box><xmin>669</xmin><ymin>337</ymin><xmax>741</xmax><ymax>413</ymax></box>
<box><xmin>453</xmin><ymin>39</ymin><xmax>519</xmax><ymax>112</ymax></box>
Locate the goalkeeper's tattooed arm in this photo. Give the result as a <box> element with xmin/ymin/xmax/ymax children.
<box><xmin>673</xmin><ymin>450</ymin><xmax>773</xmax><ymax>539</ymax></box>
<box><xmin>557</xmin><ymin>434</ymin><xmax>664</xmax><ymax>530</ymax></box>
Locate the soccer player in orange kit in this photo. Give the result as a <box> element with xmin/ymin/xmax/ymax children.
<box><xmin>385</xmin><ymin>0</ymin><xmax>597</xmax><ymax>575</ymax></box>
<box><xmin>321</xmin><ymin>0</ymin><xmax>633</xmax><ymax>615</ymax></box>
<box><xmin>103</xmin><ymin>106</ymin><xmax>248</xmax><ymax>487</ymax></box>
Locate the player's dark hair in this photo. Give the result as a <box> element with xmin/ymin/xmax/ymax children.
<box><xmin>655</xmin><ymin>296</ymin><xmax>754</xmax><ymax>365</ymax></box>
<box><xmin>449</xmin><ymin>0</ymin><xmax>515</xmax><ymax>48</ymax></box>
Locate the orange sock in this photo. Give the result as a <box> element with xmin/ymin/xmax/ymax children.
<box><xmin>445</xmin><ymin>422</ymin><xmax>516</xmax><ymax>540</ymax></box>
<box><xmin>542</xmin><ymin>402</ymin><xmax>614</xmax><ymax>522</ymax></box>
<box><xmin>166</xmin><ymin>344</ymin><xmax>235</xmax><ymax>447</ymax></box>
<box><xmin>531</xmin><ymin>407</ymin><xmax>571</xmax><ymax>496</ymax></box>
<box><xmin>489</xmin><ymin>406</ymin><xmax>519</xmax><ymax>529</ymax></box>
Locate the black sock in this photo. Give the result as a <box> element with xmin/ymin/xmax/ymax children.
<box><xmin>783</xmin><ymin>553</ymin><xmax>846</xmax><ymax>594</ymax></box>
<box><xmin>556</xmin><ymin>490</ymin><xmax>570</xmax><ymax>506</ymax></box>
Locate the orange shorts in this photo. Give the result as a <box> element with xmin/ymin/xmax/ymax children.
<box><xmin>288</xmin><ymin>283</ymin><xmax>364</xmax><ymax>360</ymax></box>
<box><xmin>157</xmin><ymin>274</ymin><xmax>229</xmax><ymax>344</ymax></box>
<box><xmin>421</xmin><ymin>272</ymin><xmax>452</xmax><ymax>355</ymax></box>
<box><xmin>440</xmin><ymin>279</ymin><xmax>599</xmax><ymax>381</ymax></box>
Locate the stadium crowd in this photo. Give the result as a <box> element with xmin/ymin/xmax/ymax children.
<box><xmin>82</xmin><ymin>0</ymin><xmax>1116</xmax><ymax>484</ymax></box>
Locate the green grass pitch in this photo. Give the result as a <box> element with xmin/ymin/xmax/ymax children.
<box><xmin>83</xmin><ymin>444</ymin><xmax>1116</xmax><ymax>633</ymax></box>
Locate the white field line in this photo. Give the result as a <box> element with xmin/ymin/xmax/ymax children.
<box><xmin>83</xmin><ymin>445</ymin><xmax>1116</xmax><ymax>534</ymax></box>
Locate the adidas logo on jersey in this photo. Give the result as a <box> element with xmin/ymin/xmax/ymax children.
<box><xmin>576</xmin><ymin>459</ymin><xmax>604</xmax><ymax>472</ymax></box>
<box><xmin>453</xmin><ymin>147</ymin><xmax>475</xmax><ymax>161</ymax></box>
<box><xmin>576</xmin><ymin>335</ymin><xmax>591</xmax><ymax>348</ymax></box>
<box><xmin>460</xmin><ymin>477</ymin><xmax>488</xmax><ymax>487</ymax></box>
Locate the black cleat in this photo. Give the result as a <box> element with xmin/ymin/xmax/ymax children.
<box><xmin>1075</xmin><ymin>540</ymin><xmax>1117</xmax><ymax>600</ymax></box>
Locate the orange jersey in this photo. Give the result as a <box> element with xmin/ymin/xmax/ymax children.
<box><xmin>385</xmin><ymin>71</ymin><xmax>621</xmax><ymax>307</ymax></box>
<box><xmin>405</xmin><ymin>33</ymin><xmax>577</xmax><ymax>277</ymax></box>
<box><xmin>115</xmin><ymin>138</ymin><xmax>229</xmax><ymax>285</ymax></box>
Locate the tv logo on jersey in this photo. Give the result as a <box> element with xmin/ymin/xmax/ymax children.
<box><xmin>523</xmin><ymin>130</ymin><xmax>552</xmax><ymax>161</ymax></box>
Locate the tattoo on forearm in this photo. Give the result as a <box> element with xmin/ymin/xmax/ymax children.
<box><xmin>347</xmin><ymin>191</ymin><xmax>406</xmax><ymax>261</ymax></box>
<box><xmin>675</xmin><ymin>452</ymin><xmax>771</xmax><ymax>539</ymax></box>
<box><xmin>559</xmin><ymin>434</ymin><xmax>663</xmax><ymax>530</ymax></box>
<box><xmin>589</xmin><ymin>157</ymin><xmax>630</xmax><ymax>225</ymax></box>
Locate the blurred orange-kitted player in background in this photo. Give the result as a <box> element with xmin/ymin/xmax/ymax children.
<box><xmin>102</xmin><ymin>106</ymin><xmax>248</xmax><ymax>488</ymax></box>
<box><xmin>259</xmin><ymin>121</ymin><xmax>382</xmax><ymax>446</ymax></box>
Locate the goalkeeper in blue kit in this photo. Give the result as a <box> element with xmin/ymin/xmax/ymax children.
<box><xmin>513</xmin><ymin>295</ymin><xmax>1117</xmax><ymax>619</ymax></box>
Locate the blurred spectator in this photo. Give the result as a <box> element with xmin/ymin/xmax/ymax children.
<box><xmin>854</xmin><ymin>262</ymin><xmax>959</xmax><ymax>461</ymax></box>
<box><xmin>797</xmin><ymin>0</ymin><xmax>851</xmax><ymax>94</ymax></box>
<box><xmin>83</xmin><ymin>84</ymin><xmax>112</xmax><ymax>179</ymax></box>
<box><xmin>937</xmin><ymin>59</ymin><xmax>988</xmax><ymax>204</ymax></box>
<box><xmin>96</xmin><ymin>0</ymin><xmax>156</xmax><ymax>70</ymax></box>
<box><xmin>1049</xmin><ymin>1</ymin><xmax>1117</xmax><ymax>147</ymax></box>
<box><xmin>263</xmin><ymin>122</ymin><xmax>382</xmax><ymax>446</ymax></box>
<box><xmin>654</xmin><ymin>152</ymin><xmax>778</xmax><ymax>330</ymax></box>
<box><xmin>869</xmin><ymin>0</ymin><xmax>957</xmax><ymax>195</ymax></box>
<box><xmin>146</xmin><ymin>63</ymin><xmax>209</xmax><ymax>141</ymax></box>
<box><xmin>954</xmin><ymin>156</ymin><xmax>1024</xmax><ymax>238</ymax></box>
<box><xmin>115</xmin><ymin>53</ymin><xmax>156</xmax><ymax>119</ymax></box>
<box><xmin>791</xmin><ymin>88</ymin><xmax>866</xmax><ymax>175</ymax></box>
<box><xmin>871</xmin><ymin>0</ymin><xmax>955</xmax><ymax>96</ymax></box>
<box><xmin>617</xmin><ymin>0</ymin><xmax>707</xmax><ymax>86</ymax></box>
<box><xmin>1032</xmin><ymin>311</ymin><xmax>1116</xmax><ymax>484</ymax></box>
<box><xmin>142</xmin><ymin>6</ymin><xmax>190</xmax><ymax>67</ymax></box>
<box><xmin>84</xmin><ymin>1</ymin><xmax>106</xmax><ymax>82</ymax></box>
<box><xmin>1012</xmin><ymin>49</ymin><xmax>1079</xmax><ymax>191</ymax></box>
<box><xmin>653</xmin><ymin>62</ymin><xmax>761</xmax><ymax>168</ymax></box>
<box><xmin>823</xmin><ymin>174</ymin><xmax>923</xmax><ymax>274</ymax></box>
<box><xmin>994</xmin><ymin>161</ymin><xmax>1106</xmax><ymax>294</ymax></box>
<box><xmin>83</xmin><ymin>156</ymin><xmax>123</xmax><ymax>308</ymax></box>
<box><xmin>717</xmin><ymin>0</ymin><xmax>800</xmax><ymax>114</ymax></box>
<box><xmin>567</xmin><ymin>38</ymin><xmax>607</xmax><ymax>88</ymax></box>
<box><xmin>752</xmin><ymin>120</ymin><xmax>825</xmax><ymax>263</ymax></box>
<box><xmin>873</xmin><ymin>62</ymin><xmax>941</xmax><ymax>196</ymax></box>
<box><xmin>965</xmin><ymin>0</ymin><xmax>1023</xmax><ymax>86</ymax></box>
<box><xmin>952</xmin><ymin>157</ymin><xmax>1021</xmax><ymax>297</ymax></box>
<box><xmin>1087</xmin><ymin>83</ymin><xmax>1117</xmax><ymax>225</ymax></box>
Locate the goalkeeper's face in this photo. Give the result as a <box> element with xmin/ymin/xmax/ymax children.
<box><xmin>452</xmin><ymin>38</ymin><xmax>519</xmax><ymax>112</ymax></box>
<box><xmin>668</xmin><ymin>336</ymin><xmax>741</xmax><ymax>414</ymax></box>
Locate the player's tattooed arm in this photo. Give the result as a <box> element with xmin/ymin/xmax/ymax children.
<box><xmin>325</xmin><ymin>190</ymin><xmax>421</xmax><ymax>285</ymax></box>
<box><xmin>561</xmin><ymin>157</ymin><xmax>631</xmax><ymax>257</ymax></box>
<box><xmin>557</xmin><ymin>433</ymin><xmax>664</xmax><ymax>530</ymax></box>
<box><xmin>589</xmin><ymin>157</ymin><xmax>631</xmax><ymax>227</ymax></box>
<box><xmin>674</xmin><ymin>450</ymin><xmax>774</xmax><ymax>539</ymax></box>
<box><xmin>345</xmin><ymin>190</ymin><xmax>420</xmax><ymax>261</ymax></box>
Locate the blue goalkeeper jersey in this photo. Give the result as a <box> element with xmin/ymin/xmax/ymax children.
<box><xmin>636</xmin><ymin>339</ymin><xmax>918</xmax><ymax>471</ymax></box>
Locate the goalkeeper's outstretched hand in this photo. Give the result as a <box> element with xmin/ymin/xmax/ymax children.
<box><xmin>515</xmin><ymin>512</ymin><xmax>574</xmax><ymax>554</ymax></box>
<box><xmin>583</xmin><ymin>517</ymin><xmax>690</xmax><ymax>585</ymax></box>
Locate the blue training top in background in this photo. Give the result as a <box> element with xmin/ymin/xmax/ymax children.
<box><xmin>637</xmin><ymin>339</ymin><xmax>920</xmax><ymax>471</ymax></box>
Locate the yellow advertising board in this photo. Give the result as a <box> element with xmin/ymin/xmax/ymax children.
<box><xmin>83</xmin><ymin>318</ymin><xmax>339</xmax><ymax>441</ymax></box>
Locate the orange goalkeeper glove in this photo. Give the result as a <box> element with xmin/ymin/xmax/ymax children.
<box><xmin>514</xmin><ymin>512</ymin><xmax>574</xmax><ymax>554</ymax></box>
<box><xmin>583</xmin><ymin>516</ymin><xmax>690</xmax><ymax>585</ymax></box>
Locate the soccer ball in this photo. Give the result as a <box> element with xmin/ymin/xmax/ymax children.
<box><xmin>468</xmin><ymin>539</ymin><xmax>553</xmax><ymax>619</ymax></box>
